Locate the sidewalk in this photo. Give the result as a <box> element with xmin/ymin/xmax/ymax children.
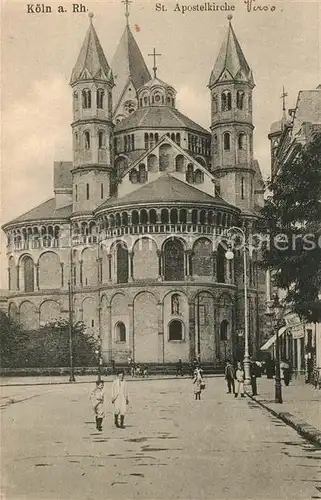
<box><xmin>246</xmin><ymin>376</ymin><xmax>321</xmax><ymax>447</ymax></box>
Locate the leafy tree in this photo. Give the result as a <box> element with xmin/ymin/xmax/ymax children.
<box><xmin>260</xmin><ymin>132</ymin><xmax>321</xmax><ymax>323</ymax></box>
<box><xmin>0</xmin><ymin>311</ymin><xmax>29</xmax><ymax>367</ymax></box>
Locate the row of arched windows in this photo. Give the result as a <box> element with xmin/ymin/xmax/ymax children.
<box><xmin>75</xmin><ymin>130</ymin><xmax>107</xmax><ymax>151</ymax></box>
<box><xmin>212</xmin><ymin>90</ymin><xmax>250</xmax><ymax>113</ymax></box>
<box><xmin>213</xmin><ymin>132</ymin><xmax>250</xmax><ymax>153</ymax></box>
<box><xmin>139</xmin><ymin>91</ymin><xmax>175</xmax><ymax>108</ymax></box>
<box><xmin>99</xmin><ymin>208</ymin><xmax>234</xmax><ymax>228</ymax></box>
<box><xmin>75</xmin><ymin>88</ymin><xmax>106</xmax><ymax>110</ymax></box>
<box><xmin>187</xmin><ymin>134</ymin><xmax>210</xmax><ymax>156</ymax></box>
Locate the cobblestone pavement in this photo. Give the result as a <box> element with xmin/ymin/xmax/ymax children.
<box><xmin>2</xmin><ymin>377</ymin><xmax>321</xmax><ymax>500</ymax></box>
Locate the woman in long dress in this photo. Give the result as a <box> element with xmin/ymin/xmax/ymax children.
<box><xmin>111</xmin><ymin>370</ymin><xmax>129</xmax><ymax>428</ymax></box>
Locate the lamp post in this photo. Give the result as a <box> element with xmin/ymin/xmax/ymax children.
<box><xmin>225</xmin><ymin>226</ymin><xmax>251</xmax><ymax>385</ymax></box>
<box><xmin>68</xmin><ymin>279</ymin><xmax>76</xmax><ymax>383</ymax></box>
<box><xmin>267</xmin><ymin>292</ymin><xmax>284</xmax><ymax>404</ymax></box>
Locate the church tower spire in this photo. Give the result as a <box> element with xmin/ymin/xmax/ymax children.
<box><xmin>70</xmin><ymin>13</ymin><xmax>114</xmax><ymax>213</ymax></box>
<box><xmin>209</xmin><ymin>16</ymin><xmax>255</xmax><ymax>212</ymax></box>
<box><xmin>111</xmin><ymin>1</ymin><xmax>151</xmax><ymax>122</ymax></box>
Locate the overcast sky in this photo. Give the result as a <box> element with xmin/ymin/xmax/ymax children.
<box><xmin>1</xmin><ymin>0</ymin><xmax>320</xmax><ymax>288</ymax></box>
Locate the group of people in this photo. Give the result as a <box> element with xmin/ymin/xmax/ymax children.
<box><xmin>224</xmin><ymin>360</ymin><xmax>248</xmax><ymax>397</ymax></box>
<box><xmin>127</xmin><ymin>357</ymin><xmax>149</xmax><ymax>378</ymax></box>
<box><xmin>91</xmin><ymin>370</ymin><xmax>129</xmax><ymax>432</ymax></box>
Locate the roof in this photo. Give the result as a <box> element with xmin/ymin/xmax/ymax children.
<box><xmin>70</xmin><ymin>17</ymin><xmax>113</xmax><ymax>85</ymax></box>
<box><xmin>96</xmin><ymin>173</ymin><xmax>233</xmax><ymax>210</ymax></box>
<box><xmin>114</xmin><ymin>106</ymin><xmax>210</xmax><ymax>135</ymax></box>
<box><xmin>260</xmin><ymin>326</ymin><xmax>287</xmax><ymax>351</ymax></box>
<box><xmin>209</xmin><ymin>21</ymin><xmax>254</xmax><ymax>87</ymax></box>
<box><xmin>111</xmin><ymin>24</ymin><xmax>151</xmax><ymax>107</ymax></box>
<box><xmin>140</xmin><ymin>77</ymin><xmax>174</xmax><ymax>90</ymax></box>
<box><xmin>3</xmin><ymin>198</ymin><xmax>72</xmax><ymax>228</ymax></box>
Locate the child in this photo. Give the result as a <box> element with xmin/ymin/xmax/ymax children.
<box><xmin>193</xmin><ymin>367</ymin><xmax>204</xmax><ymax>400</ymax></box>
<box><xmin>235</xmin><ymin>362</ymin><xmax>245</xmax><ymax>398</ymax></box>
<box><xmin>91</xmin><ymin>380</ymin><xmax>105</xmax><ymax>431</ymax></box>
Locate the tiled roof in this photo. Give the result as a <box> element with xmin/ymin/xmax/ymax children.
<box><xmin>112</xmin><ymin>25</ymin><xmax>151</xmax><ymax>107</ymax></box>
<box><xmin>209</xmin><ymin>21</ymin><xmax>254</xmax><ymax>86</ymax></box>
<box><xmin>292</xmin><ymin>89</ymin><xmax>321</xmax><ymax>138</ymax></box>
<box><xmin>3</xmin><ymin>198</ymin><xmax>72</xmax><ymax>228</ymax></box>
<box><xmin>70</xmin><ymin>18</ymin><xmax>113</xmax><ymax>85</ymax></box>
<box><xmin>114</xmin><ymin>106</ymin><xmax>210</xmax><ymax>135</ymax></box>
<box><xmin>96</xmin><ymin>173</ymin><xmax>232</xmax><ymax>210</ymax></box>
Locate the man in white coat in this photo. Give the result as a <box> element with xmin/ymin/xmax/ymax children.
<box><xmin>111</xmin><ymin>370</ymin><xmax>129</xmax><ymax>428</ymax></box>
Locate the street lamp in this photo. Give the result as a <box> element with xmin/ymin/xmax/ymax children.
<box><xmin>95</xmin><ymin>343</ymin><xmax>102</xmax><ymax>382</ymax></box>
<box><xmin>225</xmin><ymin>226</ymin><xmax>251</xmax><ymax>385</ymax></box>
<box><xmin>267</xmin><ymin>292</ymin><xmax>284</xmax><ymax>404</ymax></box>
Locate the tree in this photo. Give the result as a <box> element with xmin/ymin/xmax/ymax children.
<box><xmin>0</xmin><ymin>311</ymin><xmax>29</xmax><ymax>367</ymax></box>
<box><xmin>261</xmin><ymin>132</ymin><xmax>321</xmax><ymax>323</ymax></box>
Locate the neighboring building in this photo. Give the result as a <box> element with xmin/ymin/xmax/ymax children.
<box><xmin>267</xmin><ymin>85</ymin><xmax>321</xmax><ymax>380</ymax></box>
<box><xmin>2</xmin><ymin>12</ymin><xmax>267</xmax><ymax>365</ymax></box>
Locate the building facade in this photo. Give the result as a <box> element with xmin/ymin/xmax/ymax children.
<box><xmin>268</xmin><ymin>85</ymin><xmax>321</xmax><ymax>380</ymax></box>
<box><xmin>2</xmin><ymin>12</ymin><xmax>267</xmax><ymax>364</ymax></box>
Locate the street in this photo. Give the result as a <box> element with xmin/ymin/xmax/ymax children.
<box><xmin>2</xmin><ymin>377</ymin><xmax>321</xmax><ymax>500</ymax></box>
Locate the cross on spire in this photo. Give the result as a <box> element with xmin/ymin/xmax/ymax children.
<box><xmin>148</xmin><ymin>48</ymin><xmax>161</xmax><ymax>79</ymax></box>
<box><xmin>122</xmin><ymin>0</ymin><xmax>132</xmax><ymax>25</ymax></box>
<box><xmin>281</xmin><ymin>86</ymin><xmax>288</xmax><ymax>113</ymax></box>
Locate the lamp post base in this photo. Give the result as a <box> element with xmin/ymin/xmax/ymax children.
<box><xmin>243</xmin><ymin>355</ymin><xmax>251</xmax><ymax>386</ymax></box>
<box><xmin>69</xmin><ymin>374</ymin><xmax>76</xmax><ymax>383</ymax></box>
<box><xmin>275</xmin><ymin>377</ymin><xmax>283</xmax><ymax>403</ymax></box>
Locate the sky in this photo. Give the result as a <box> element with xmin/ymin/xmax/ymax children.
<box><xmin>1</xmin><ymin>0</ymin><xmax>320</xmax><ymax>288</ymax></box>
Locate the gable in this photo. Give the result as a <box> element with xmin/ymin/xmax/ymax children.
<box><xmin>116</xmin><ymin>136</ymin><xmax>218</xmax><ymax>202</ymax></box>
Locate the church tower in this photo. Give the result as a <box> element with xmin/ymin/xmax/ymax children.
<box><xmin>111</xmin><ymin>1</ymin><xmax>151</xmax><ymax>123</ymax></box>
<box><xmin>70</xmin><ymin>14</ymin><xmax>114</xmax><ymax>213</ymax></box>
<box><xmin>209</xmin><ymin>16</ymin><xmax>255</xmax><ymax>212</ymax></box>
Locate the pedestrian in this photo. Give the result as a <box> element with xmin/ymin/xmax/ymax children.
<box><xmin>193</xmin><ymin>367</ymin><xmax>204</xmax><ymax>400</ymax></box>
<box><xmin>224</xmin><ymin>359</ymin><xmax>235</xmax><ymax>394</ymax></box>
<box><xmin>142</xmin><ymin>365</ymin><xmax>149</xmax><ymax>378</ymax></box>
<box><xmin>250</xmin><ymin>361</ymin><xmax>258</xmax><ymax>396</ymax></box>
<box><xmin>111</xmin><ymin>370</ymin><xmax>129</xmax><ymax>429</ymax></box>
<box><xmin>176</xmin><ymin>358</ymin><xmax>183</xmax><ymax>376</ymax></box>
<box><xmin>234</xmin><ymin>362</ymin><xmax>245</xmax><ymax>398</ymax></box>
<box><xmin>91</xmin><ymin>380</ymin><xmax>105</xmax><ymax>432</ymax></box>
<box><xmin>265</xmin><ymin>357</ymin><xmax>274</xmax><ymax>379</ymax></box>
<box><xmin>280</xmin><ymin>359</ymin><xmax>291</xmax><ymax>386</ymax></box>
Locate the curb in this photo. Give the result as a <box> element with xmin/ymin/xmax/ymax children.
<box><xmin>0</xmin><ymin>373</ymin><xmax>222</xmax><ymax>388</ymax></box>
<box><xmin>246</xmin><ymin>392</ymin><xmax>321</xmax><ymax>448</ymax></box>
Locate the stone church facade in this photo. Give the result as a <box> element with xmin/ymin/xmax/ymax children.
<box><xmin>2</xmin><ymin>11</ymin><xmax>267</xmax><ymax>364</ymax></box>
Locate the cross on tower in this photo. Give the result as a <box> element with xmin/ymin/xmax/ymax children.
<box><xmin>281</xmin><ymin>86</ymin><xmax>288</xmax><ymax>112</ymax></box>
<box><xmin>122</xmin><ymin>0</ymin><xmax>132</xmax><ymax>25</ymax></box>
<box><xmin>148</xmin><ymin>48</ymin><xmax>162</xmax><ymax>79</ymax></box>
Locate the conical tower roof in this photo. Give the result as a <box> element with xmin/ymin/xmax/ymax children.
<box><xmin>70</xmin><ymin>14</ymin><xmax>113</xmax><ymax>86</ymax></box>
<box><xmin>112</xmin><ymin>24</ymin><xmax>151</xmax><ymax>106</ymax></box>
<box><xmin>209</xmin><ymin>19</ymin><xmax>254</xmax><ymax>87</ymax></box>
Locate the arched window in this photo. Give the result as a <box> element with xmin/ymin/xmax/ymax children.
<box><xmin>175</xmin><ymin>133</ymin><xmax>181</xmax><ymax>146</ymax></box>
<box><xmin>86</xmin><ymin>183</ymin><xmax>90</xmax><ymax>200</ymax></box>
<box><xmin>23</xmin><ymin>256</ymin><xmax>34</xmax><ymax>292</ymax></box>
<box><xmin>82</xmin><ymin>89</ymin><xmax>91</xmax><ymax>109</ymax></box>
<box><xmin>74</xmin><ymin>91</ymin><xmax>79</xmax><ymax>112</ymax></box>
<box><xmin>161</xmin><ymin>208</ymin><xmax>169</xmax><ymax>224</ymax></box>
<box><xmin>132</xmin><ymin>210</ymin><xmax>139</xmax><ymax>225</ymax></box>
<box><xmin>241</xmin><ymin>177</ymin><xmax>245</xmax><ymax>199</ymax></box>
<box><xmin>186</xmin><ymin>164</ymin><xmax>194</xmax><ymax>183</ymax></box>
<box><xmin>223</xmin><ymin>132</ymin><xmax>230</xmax><ymax>151</ymax></box>
<box><xmin>84</xmin><ymin>131</ymin><xmax>91</xmax><ymax>149</ymax></box>
<box><xmin>100</xmin><ymin>183</ymin><xmax>104</xmax><ymax>199</ymax></box>
<box><xmin>238</xmin><ymin>133</ymin><xmax>246</xmax><ymax>150</ymax></box>
<box><xmin>149</xmin><ymin>209</ymin><xmax>157</xmax><ymax>224</ymax></box>
<box><xmin>98</xmin><ymin>131</ymin><xmax>104</xmax><ymax>149</ymax></box>
<box><xmin>164</xmin><ymin>239</ymin><xmax>184</xmax><ymax>281</ymax></box>
<box><xmin>169</xmin><ymin>320</ymin><xmax>183</xmax><ymax>341</ymax></box>
<box><xmin>140</xmin><ymin>209</ymin><xmax>148</xmax><ymax>224</ymax></box>
<box><xmin>179</xmin><ymin>209</ymin><xmax>187</xmax><ymax>224</ymax></box>
<box><xmin>115</xmin><ymin>322</ymin><xmax>126</xmax><ymax>342</ymax></box>
<box><xmin>144</xmin><ymin>133</ymin><xmax>149</xmax><ymax>150</ymax></box>
<box><xmin>170</xmin><ymin>208</ymin><xmax>178</xmax><ymax>224</ymax></box>
<box><xmin>212</xmin><ymin>93</ymin><xmax>218</xmax><ymax>113</ymax></box>
<box><xmin>221</xmin><ymin>91</ymin><xmax>232</xmax><ymax>111</ymax></box>
<box><xmin>116</xmin><ymin>243</ymin><xmax>128</xmax><ymax>283</ymax></box>
<box><xmin>194</xmin><ymin>169</ymin><xmax>203</xmax><ymax>184</ymax></box>
<box><xmin>139</xmin><ymin>164</ymin><xmax>147</xmax><ymax>183</ymax></box>
<box><xmin>220</xmin><ymin>320</ymin><xmax>228</xmax><ymax>341</ymax></box>
<box><xmin>175</xmin><ymin>155</ymin><xmax>184</xmax><ymax>172</ymax></box>
<box><xmin>217</xmin><ymin>244</ymin><xmax>225</xmax><ymax>283</ymax></box>
<box><xmin>122</xmin><ymin>212</ymin><xmax>128</xmax><ymax>226</ymax></box>
<box><xmin>236</xmin><ymin>90</ymin><xmax>244</xmax><ymax>110</ymax></box>
<box><xmin>130</xmin><ymin>169</ymin><xmax>138</xmax><ymax>183</ymax></box>
<box><xmin>96</xmin><ymin>88</ymin><xmax>104</xmax><ymax>109</ymax></box>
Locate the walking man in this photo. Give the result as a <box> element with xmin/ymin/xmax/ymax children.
<box><xmin>111</xmin><ymin>370</ymin><xmax>129</xmax><ymax>429</ymax></box>
<box><xmin>224</xmin><ymin>360</ymin><xmax>235</xmax><ymax>394</ymax></box>
<box><xmin>234</xmin><ymin>362</ymin><xmax>245</xmax><ymax>398</ymax></box>
<box><xmin>91</xmin><ymin>380</ymin><xmax>105</xmax><ymax>431</ymax></box>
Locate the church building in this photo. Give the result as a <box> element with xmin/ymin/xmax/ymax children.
<box><xmin>2</xmin><ymin>8</ymin><xmax>267</xmax><ymax>365</ymax></box>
